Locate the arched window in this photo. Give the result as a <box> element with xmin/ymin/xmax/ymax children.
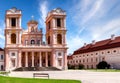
<box><xmin>31</xmin><ymin>40</ymin><xmax>35</xmax><ymax>45</ymax></box>
<box><xmin>31</xmin><ymin>27</ymin><xmax>34</xmax><ymax>32</ymax></box>
<box><xmin>48</xmin><ymin>36</ymin><xmax>50</xmax><ymax>44</ymax></box>
<box><xmin>11</xmin><ymin>33</ymin><xmax>16</xmax><ymax>44</ymax></box>
<box><xmin>57</xmin><ymin>34</ymin><xmax>62</xmax><ymax>44</ymax></box>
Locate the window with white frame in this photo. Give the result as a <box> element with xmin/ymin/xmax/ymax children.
<box><xmin>11</xmin><ymin>53</ymin><xmax>15</xmax><ymax>56</ymax></box>
<box><xmin>58</xmin><ymin>52</ymin><xmax>61</xmax><ymax>56</ymax></box>
<box><xmin>1</xmin><ymin>65</ymin><xmax>3</xmax><ymax>70</ymax></box>
<box><xmin>1</xmin><ymin>55</ymin><xmax>3</xmax><ymax>60</ymax></box>
<box><xmin>113</xmin><ymin>50</ymin><xmax>117</xmax><ymax>53</ymax></box>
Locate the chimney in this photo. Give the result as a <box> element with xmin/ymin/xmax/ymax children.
<box><xmin>92</xmin><ymin>40</ymin><xmax>96</xmax><ymax>45</ymax></box>
<box><xmin>84</xmin><ymin>43</ymin><xmax>87</xmax><ymax>47</ymax></box>
<box><xmin>111</xmin><ymin>34</ymin><xmax>115</xmax><ymax>40</ymax></box>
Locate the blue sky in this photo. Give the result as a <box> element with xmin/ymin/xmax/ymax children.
<box><xmin>0</xmin><ymin>0</ymin><xmax>120</xmax><ymax>54</ymax></box>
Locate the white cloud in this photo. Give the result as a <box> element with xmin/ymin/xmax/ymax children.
<box><xmin>67</xmin><ymin>0</ymin><xmax>120</xmax><ymax>54</ymax></box>
<box><xmin>80</xmin><ymin>0</ymin><xmax>94</xmax><ymax>12</ymax></box>
<box><xmin>82</xmin><ymin>0</ymin><xmax>104</xmax><ymax>24</ymax></box>
<box><xmin>0</xmin><ymin>20</ymin><xmax>5</xmax><ymax>48</ymax></box>
<box><xmin>67</xmin><ymin>35</ymin><xmax>84</xmax><ymax>54</ymax></box>
<box><xmin>91</xmin><ymin>18</ymin><xmax>120</xmax><ymax>40</ymax></box>
<box><xmin>39</xmin><ymin>0</ymin><xmax>48</xmax><ymax>27</ymax></box>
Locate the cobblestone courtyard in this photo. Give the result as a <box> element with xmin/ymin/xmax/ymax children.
<box><xmin>9</xmin><ymin>70</ymin><xmax>120</xmax><ymax>83</ymax></box>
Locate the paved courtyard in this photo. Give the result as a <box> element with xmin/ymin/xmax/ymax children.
<box><xmin>9</xmin><ymin>70</ymin><xmax>120</xmax><ymax>83</ymax></box>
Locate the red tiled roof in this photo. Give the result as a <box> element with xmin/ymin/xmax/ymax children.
<box><xmin>73</xmin><ymin>36</ymin><xmax>120</xmax><ymax>55</ymax></box>
<box><xmin>67</xmin><ymin>55</ymin><xmax>73</xmax><ymax>60</ymax></box>
<box><xmin>0</xmin><ymin>48</ymin><xmax>4</xmax><ymax>51</ymax></box>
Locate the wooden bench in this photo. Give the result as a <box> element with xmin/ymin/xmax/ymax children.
<box><xmin>33</xmin><ymin>73</ymin><xmax>49</xmax><ymax>79</ymax></box>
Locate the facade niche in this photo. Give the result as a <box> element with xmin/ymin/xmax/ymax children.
<box><xmin>57</xmin><ymin>34</ymin><xmax>62</xmax><ymax>44</ymax></box>
<box><xmin>11</xmin><ymin>33</ymin><xmax>16</xmax><ymax>44</ymax></box>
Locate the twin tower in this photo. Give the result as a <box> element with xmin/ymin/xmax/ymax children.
<box><xmin>4</xmin><ymin>7</ymin><xmax>68</xmax><ymax>71</ymax></box>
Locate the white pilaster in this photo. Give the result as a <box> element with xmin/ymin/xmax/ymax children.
<box><xmin>53</xmin><ymin>19</ymin><xmax>56</xmax><ymax>28</ymax></box>
<box><xmin>64</xmin><ymin>18</ymin><xmax>66</xmax><ymax>28</ymax></box>
<box><xmin>45</xmin><ymin>52</ymin><xmax>48</xmax><ymax>67</ymax></box>
<box><xmin>16</xmin><ymin>32</ymin><xmax>18</xmax><ymax>44</ymax></box>
<box><xmin>19</xmin><ymin>32</ymin><xmax>21</xmax><ymax>44</ymax></box>
<box><xmin>19</xmin><ymin>18</ymin><xmax>21</xmax><ymax>27</ymax></box>
<box><xmin>19</xmin><ymin>51</ymin><xmax>22</xmax><ymax>67</ymax></box>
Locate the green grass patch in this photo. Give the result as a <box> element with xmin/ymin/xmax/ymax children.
<box><xmin>0</xmin><ymin>71</ymin><xmax>10</xmax><ymax>75</ymax></box>
<box><xmin>87</xmin><ymin>69</ymin><xmax>120</xmax><ymax>72</ymax></box>
<box><xmin>0</xmin><ymin>76</ymin><xmax>81</xmax><ymax>83</ymax></box>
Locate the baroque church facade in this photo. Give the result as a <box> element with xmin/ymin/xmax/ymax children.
<box><xmin>4</xmin><ymin>7</ymin><xmax>68</xmax><ymax>71</ymax></box>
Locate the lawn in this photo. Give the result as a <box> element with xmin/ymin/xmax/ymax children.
<box><xmin>0</xmin><ymin>76</ymin><xmax>81</xmax><ymax>83</ymax></box>
<box><xmin>87</xmin><ymin>69</ymin><xmax>120</xmax><ymax>72</ymax></box>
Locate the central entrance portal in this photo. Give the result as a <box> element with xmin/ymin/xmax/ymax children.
<box><xmin>21</xmin><ymin>51</ymin><xmax>52</xmax><ymax>68</ymax></box>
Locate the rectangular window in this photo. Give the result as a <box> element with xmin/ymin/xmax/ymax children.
<box><xmin>11</xmin><ymin>18</ymin><xmax>16</xmax><ymax>27</ymax></box>
<box><xmin>12</xmin><ymin>53</ymin><xmax>15</xmax><ymax>56</ymax></box>
<box><xmin>1</xmin><ymin>55</ymin><xmax>3</xmax><ymax>60</ymax></box>
<box><xmin>1</xmin><ymin>65</ymin><xmax>3</xmax><ymax>70</ymax></box>
<box><xmin>57</xmin><ymin>18</ymin><xmax>61</xmax><ymax>27</ymax></box>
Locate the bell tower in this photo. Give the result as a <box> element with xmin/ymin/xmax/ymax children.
<box><xmin>46</xmin><ymin>8</ymin><xmax>68</xmax><ymax>70</ymax></box>
<box><xmin>5</xmin><ymin>7</ymin><xmax>22</xmax><ymax>47</ymax></box>
<box><xmin>5</xmin><ymin>7</ymin><xmax>22</xmax><ymax>71</ymax></box>
<box><xmin>46</xmin><ymin>8</ymin><xmax>67</xmax><ymax>46</ymax></box>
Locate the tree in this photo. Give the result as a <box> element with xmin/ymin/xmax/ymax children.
<box><xmin>78</xmin><ymin>64</ymin><xmax>84</xmax><ymax>69</ymax></box>
<box><xmin>97</xmin><ymin>61</ymin><xmax>110</xmax><ymax>69</ymax></box>
<box><xmin>68</xmin><ymin>64</ymin><xmax>75</xmax><ymax>69</ymax></box>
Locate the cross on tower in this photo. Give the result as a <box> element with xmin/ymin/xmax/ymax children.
<box><xmin>31</xmin><ymin>15</ymin><xmax>34</xmax><ymax>20</ymax></box>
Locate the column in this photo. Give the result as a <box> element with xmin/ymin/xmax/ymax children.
<box><xmin>64</xmin><ymin>18</ymin><xmax>66</xmax><ymax>27</ymax></box>
<box><xmin>19</xmin><ymin>18</ymin><xmax>21</xmax><ymax>27</ymax></box>
<box><xmin>32</xmin><ymin>52</ymin><xmax>34</xmax><ymax>67</ymax></box>
<box><xmin>39</xmin><ymin>52</ymin><xmax>42</xmax><ymax>67</ymax></box>
<box><xmin>64</xmin><ymin>50</ymin><xmax>67</xmax><ymax>70</ymax></box>
<box><xmin>53</xmin><ymin>18</ymin><xmax>55</xmax><ymax>28</ymax></box>
<box><xmin>18</xmin><ymin>51</ymin><xmax>22</xmax><ymax>67</ymax></box>
<box><xmin>10</xmin><ymin>18</ymin><xmax>11</xmax><ymax>27</ymax></box>
<box><xmin>45</xmin><ymin>52</ymin><xmax>48</xmax><ymax>67</ymax></box>
<box><xmin>25</xmin><ymin>52</ymin><xmax>28</xmax><ymax>67</ymax></box>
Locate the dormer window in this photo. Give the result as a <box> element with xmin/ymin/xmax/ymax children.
<box><xmin>11</xmin><ymin>18</ymin><xmax>16</xmax><ymax>27</ymax></box>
